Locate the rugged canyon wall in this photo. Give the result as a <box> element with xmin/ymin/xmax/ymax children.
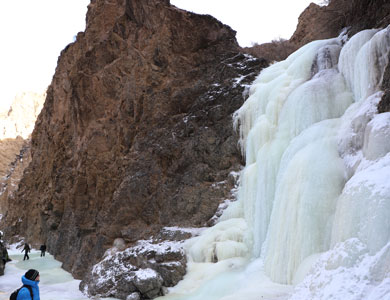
<box><xmin>243</xmin><ymin>0</ymin><xmax>390</xmax><ymax>64</ymax></box>
<box><xmin>2</xmin><ymin>0</ymin><xmax>390</xmax><ymax>298</ymax></box>
<box><xmin>291</xmin><ymin>0</ymin><xmax>390</xmax><ymax>48</ymax></box>
<box><xmin>0</xmin><ymin>92</ymin><xmax>44</xmax><ymax>214</ymax></box>
<box><xmin>0</xmin><ymin>92</ymin><xmax>45</xmax><ymax>140</ymax></box>
<box><xmin>2</xmin><ymin>0</ymin><xmax>266</xmax><ymax>282</ymax></box>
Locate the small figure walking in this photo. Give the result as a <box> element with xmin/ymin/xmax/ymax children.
<box><xmin>22</xmin><ymin>243</ymin><xmax>31</xmax><ymax>261</ymax></box>
<box><xmin>2</xmin><ymin>247</ymin><xmax>11</xmax><ymax>265</ymax></box>
<box><xmin>39</xmin><ymin>244</ymin><xmax>46</xmax><ymax>257</ymax></box>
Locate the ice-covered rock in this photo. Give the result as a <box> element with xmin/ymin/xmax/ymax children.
<box><xmin>80</xmin><ymin>228</ymin><xmax>193</xmax><ymax>299</ymax></box>
<box><xmin>133</xmin><ymin>268</ymin><xmax>163</xmax><ymax>298</ymax></box>
<box><xmin>363</xmin><ymin>112</ymin><xmax>390</xmax><ymax>160</ymax></box>
<box><xmin>126</xmin><ymin>292</ymin><xmax>141</xmax><ymax>300</ymax></box>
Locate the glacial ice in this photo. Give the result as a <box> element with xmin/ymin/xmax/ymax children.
<box><xmin>158</xmin><ymin>27</ymin><xmax>390</xmax><ymax>300</ymax></box>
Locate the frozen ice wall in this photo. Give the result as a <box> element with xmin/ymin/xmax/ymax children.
<box><xmin>157</xmin><ymin>27</ymin><xmax>390</xmax><ymax>300</ymax></box>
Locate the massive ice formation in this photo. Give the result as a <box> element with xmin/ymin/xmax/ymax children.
<box><xmin>158</xmin><ymin>27</ymin><xmax>390</xmax><ymax>300</ymax></box>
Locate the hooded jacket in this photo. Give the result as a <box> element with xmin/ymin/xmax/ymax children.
<box><xmin>16</xmin><ymin>275</ymin><xmax>40</xmax><ymax>300</ymax></box>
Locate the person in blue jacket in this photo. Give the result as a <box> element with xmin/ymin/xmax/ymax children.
<box><xmin>16</xmin><ymin>269</ymin><xmax>40</xmax><ymax>300</ymax></box>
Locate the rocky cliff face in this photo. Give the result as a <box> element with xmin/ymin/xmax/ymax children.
<box><xmin>3</xmin><ymin>0</ymin><xmax>389</xmax><ymax>297</ymax></box>
<box><xmin>0</xmin><ymin>140</ymin><xmax>32</xmax><ymax>213</ymax></box>
<box><xmin>290</xmin><ymin>0</ymin><xmax>390</xmax><ymax>48</ymax></box>
<box><xmin>0</xmin><ymin>92</ymin><xmax>45</xmax><ymax>140</ymax></box>
<box><xmin>244</xmin><ymin>0</ymin><xmax>390</xmax><ymax>63</ymax></box>
<box><xmin>2</xmin><ymin>0</ymin><xmax>266</xmax><ymax>287</ymax></box>
<box><xmin>0</xmin><ymin>92</ymin><xmax>44</xmax><ymax>214</ymax></box>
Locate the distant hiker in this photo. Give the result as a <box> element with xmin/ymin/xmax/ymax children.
<box><xmin>11</xmin><ymin>269</ymin><xmax>40</xmax><ymax>300</ymax></box>
<box><xmin>22</xmin><ymin>243</ymin><xmax>31</xmax><ymax>261</ymax></box>
<box><xmin>39</xmin><ymin>244</ymin><xmax>46</xmax><ymax>257</ymax></box>
<box><xmin>2</xmin><ymin>248</ymin><xmax>6</xmax><ymax>265</ymax></box>
<box><xmin>2</xmin><ymin>247</ymin><xmax>10</xmax><ymax>265</ymax></box>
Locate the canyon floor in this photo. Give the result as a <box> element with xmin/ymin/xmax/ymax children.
<box><xmin>0</xmin><ymin>245</ymin><xmax>117</xmax><ymax>300</ymax></box>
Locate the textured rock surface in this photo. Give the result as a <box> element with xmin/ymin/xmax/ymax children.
<box><xmin>242</xmin><ymin>39</ymin><xmax>297</xmax><ymax>63</ymax></box>
<box><xmin>80</xmin><ymin>228</ymin><xmax>190</xmax><ymax>299</ymax></box>
<box><xmin>379</xmin><ymin>52</ymin><xmax>390</xmax><ymax>113</ymax></box>
<box><xmin>127</xmin><ymin>293</ymin><xmax>141</xmax><ymax>300</ymax></box>
<box><xmin>0</xmin><ymin>137</ymin><xmax>26</xmax><ymax>180</ymax></box>
<box><xmin>0</xmin><ymin>92</ymin><xmax>44</xmax><ymax>215</ymax></box>
<box><xmin>0</xmin><ymin>92</ymin><xmax>45</xmax><ymax>140</ymax></box>
<box><xmin>244</xmin><ymin>0</ymin><xmax>390</xmax><ymax>62</ymax></box>
<box><xmin>290</xmin><ymin>0</ymin><xmax>390</xmax><ymax>48</ymax></box>
<box><xmin>2</xmin><ymin>0</ymin><xmax>266</xmax><ymax>281</ymax></box>
<box><xmin>0</xmin><ymin>141</ymin><xmax>32</xmax><ymax>212</ymax></box>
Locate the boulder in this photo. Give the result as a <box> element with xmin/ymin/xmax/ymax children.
<box><xmin>126</xmin><ymin>292</ymin><xmax>141</xmax><ymax>300</ymax></box>
<box><xmin>80</xmin><ymin>228</ymin><xmax>190</xmax><ymax>299</ymax></box>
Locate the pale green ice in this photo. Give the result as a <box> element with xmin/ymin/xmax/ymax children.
<box><xmin>0</xmin><ymin>246</ymin><xmax>117</xmax><ymax>300</ymax></box>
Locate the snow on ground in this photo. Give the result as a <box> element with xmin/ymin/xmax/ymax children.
<box><xmin>0</xmin><ymin>245</ymin><xmax>117</xmax><ymax>300</ymax></box>
<box><xmin>290</xmin><ymin>239</ymin><xmax>390</xmax><ymax>300</ymax></box>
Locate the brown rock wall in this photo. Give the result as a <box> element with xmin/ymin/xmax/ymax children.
<box><xmin>379</xmin><ymin>52</ymin><xmax>390</xmax><ymax>113</ymax></box>
<box><xmin>0</xmin><ymin>140</ymin><xmax>32</xmax><ymax>212</ymax></box>
<box><xmin>0</xmin><ymin>138</ymin><xmax>25</xmax><ymax>180</ymax></box>
<box><xmin>0</xmin><ymin>92</ymin><xmax>44</xmax><ymax>217</ymax></box>
<box><xmin>291</xmin><ymin>0</ymin><xmax>390</xmax><ymax>48</ymax></box>
<box><xmin>3</xmin><ymin>0</ymin><xmax>265</xmax><ymax>279</ymax></box>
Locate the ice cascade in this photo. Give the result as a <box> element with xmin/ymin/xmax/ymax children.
<box><xmin>158</xmin><ymin>27</ymin><xmax>390</xmax><ymax>300</ymax></box>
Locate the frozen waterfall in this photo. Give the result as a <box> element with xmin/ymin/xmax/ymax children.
<box><xmin>158</xmin><ymin>27</ymin><xmax>390</xmax><ymax>300</ymax></box>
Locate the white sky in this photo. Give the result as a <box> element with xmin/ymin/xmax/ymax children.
<box><xmin>0</xmin><ymin>0</ymin><xmax>89</xmax><ymax>109</ymax></box>
<box><xmin>0</xmin><ymin>0</ymin><xmax>321</xmax><ymax>109</ymax></box>
<box><xmin>171</xmin><ymin>0</ymin><xmax>322</xmax><ymax>47</ymax></box>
